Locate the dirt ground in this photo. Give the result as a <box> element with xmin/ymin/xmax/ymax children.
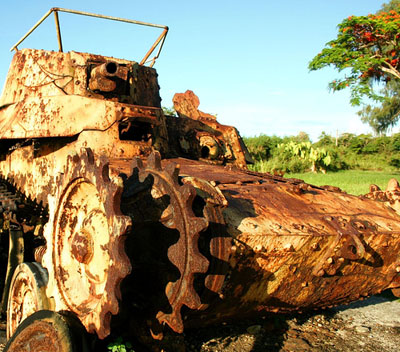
<box><xmin>182</xmin><ymin>291</ymin><xmax>400</xmax><ymax>352</ymax></box>
<box><xmin>0</xmin><ymin>292</ymin><xmax>398</xmax><ymax>351</ymax></box>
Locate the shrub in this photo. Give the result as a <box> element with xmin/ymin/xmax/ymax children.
<box><xmin>324</xmin><ymin>147</ymin><xmax>349</xmax><ymax>171</ymax></box>
<box><xmin>348</xmin><ymin>134</ymin><xmax>372</xmax><ymax>154</ymax></box>
<box><xmin>107</xmin><ymin>337</ymin><xmax>134</xmax><ymax>352</ymax></box>
<box><xmin>314</xmin><ymin>131</ymin><xmax>336</xmax><ymax>148</ymax></box>
<box><xmin>362</xmin><ymin>136</ymin><xmax>390</xmax><ymax>154</ymax></box>
<box><xmin>390</xmin><ymin>133</ymin><xmax>400</xmax><ymax>152</ymax></box>
<box><xmin>244</xmin><ymin>135</ymin><xmax>284</xmax><ymax>160</ymax></box>
<box><xmin>389</xmin><ymin>156</ymin><xmax>400</xmax><ymax>168</ymax></box>
<box><xmin>243</xmin><ymin>131</ymin><xmax>400</xmax><ymax>174</ymax></box>
<box><xmin>337</xmin><ymin>133</ymin><xmax>356</xmax><ymax>147</ymax></box>
<box><xmin>277</xmin><ymin>141</ymin><xmax>334</xmax><ymax>173</ymax></box>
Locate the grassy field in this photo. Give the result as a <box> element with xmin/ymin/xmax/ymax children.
<box><xmin>285</xmin><ymin>170</ymin><xmax>400</xmax><ymax>196</ymax></box>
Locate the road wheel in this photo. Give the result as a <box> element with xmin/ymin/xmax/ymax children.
<box><xmin>4</xmin><ymin>310</ymin><xmax>89</xmax><ymax>352</ymax></box>
<box><xmin>6</xmin><ymin>262</ymin><xmax>49</xmax><ymax>339</ymax></box>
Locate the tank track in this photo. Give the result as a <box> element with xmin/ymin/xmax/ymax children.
<box><xmin>0</xmin><ymin>174</ymin><xmax>47</xmax><ymax>258</ymax></box>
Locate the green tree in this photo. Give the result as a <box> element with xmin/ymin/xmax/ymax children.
<box><xmin>309</xmin><ymin>2</ymin><xmax>400</xmax><ymax>133</ymax></box>
<box><xmin>359</xmin><ymin>1</ymin><xmax>400</xmax><ymax>134</ymax></box>
<box><xmin>294</xmin><ymin>131</ymin><xmax>310</xmax><ymax>143</ymax></box>
<box><xmin>358</xmin><ymin>79</ymin><xmax>400</xmax><ymax>133</ymax></box>
<box><xmin>315</xmin><ymin>131</ymin><xmax>335</xmax><ymax>147</ymax></box>
<box><xmin>381</xmin><ymin>0</ymin><xmax>400</xmax><ymax>12</ymax></box>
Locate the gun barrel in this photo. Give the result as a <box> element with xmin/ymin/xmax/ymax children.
<box><xmin>96</xmin><ymin>62</ymin><xmax>119</xmax><ymax>77</ymax></box>
<box><xmin>88</xmin><ymin>61</ymin><xmax>120</xmax><ymax>92</ymax></box>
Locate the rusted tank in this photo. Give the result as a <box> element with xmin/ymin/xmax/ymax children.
<box><xmin>0</xmin><ymin>8</ymin><xmax>399</xmax><ymax>351</ymax></box>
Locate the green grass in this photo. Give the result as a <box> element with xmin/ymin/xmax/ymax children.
<box><xmin>285</xmin><ymin>170</ymin><xmax>400</xmax><ymax>195</ymax></box>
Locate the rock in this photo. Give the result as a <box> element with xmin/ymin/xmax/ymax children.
<box><xmin>282</xmin><ymin>337</ymin><xmax>311</xmax><ymax>351</ymax></box>
<box><xmin>286</xmin><ymin>330</ymin><xmax>299</xmax><ymax>338</ymax></box>
<box><xmin>182</xmin><ymin>295</ymin><xmax>400</xmax><ymax>352</ymax></box>
<box><xmin>354</xmin><ymin>326</ymin><xmax>370</xmax><ymax>334</ymax></box>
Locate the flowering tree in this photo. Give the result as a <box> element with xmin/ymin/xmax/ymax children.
<box><xmin>309</xmin><ymin>4</ymin><xmax>400</xmax><ymax>133</ymax></box>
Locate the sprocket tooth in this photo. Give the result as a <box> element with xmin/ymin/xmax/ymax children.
<box><xmin>181</xmin><ymin>183</ymin><xmax>196</xmax><ymax>204</ymax></box>
<box><xmin>192</xmin><ymin>254</ymin><xmax>209</xmax><ymax>274</ymax></box>
<box><xmin>183</xmin><ymin>285</ymin><xmax>203</xmax><ymax>309</ymax></box>
<box><xmin>160</xmin><ymin>204</ymin><xmax>175</xmax><ymax>228</ymax></box>
<box><xmin>167</xmin><ymin>218</ymin><xmax>209</xmax><ymax>275</ymax></box>
<box><xmin>147</xmin><ymin>151</ymin><xmax>162</xmax><ymax>170</ymax></box>
<box><xmin>156</xmin><ymin>309</ymin><xmax>184</xmax><ymax>334</ymax></box>
<box><xmin>168</xmin><ymin>240</ymin><xmax>209</xmax><ymax>275</ymax></box>
<box><xmin>190</xmin><ymin>250</ymin><xmax>209</xmax><ymax>274</ymax></box>
<box><xmin>189</xmin><ymin>216</ymin><xmax>209</xmax><ymax>237</ymax></box>
<box><xmin>164</xmin><ymin>162</ymin><xmax>180</xmax><ymax>182</ymax></box>
<box><xmin>131</xmin><ymin>156</ymin><xmax>144</xmax><ymax>170</ymax></box>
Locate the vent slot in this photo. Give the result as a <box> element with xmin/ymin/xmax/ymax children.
<box><xmin>119</xmin><ymin>121</ymin><xmax>153</xmax><ymax>142</ymax></box>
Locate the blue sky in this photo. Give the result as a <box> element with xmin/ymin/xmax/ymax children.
<box><xmin>0</xmin><ymin>1</ymin><xmax>389</xmax><ymax>141</ymax></box>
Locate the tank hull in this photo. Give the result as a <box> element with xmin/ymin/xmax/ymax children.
<box><xmin>169</xmin><ymin>160</ymin><xmax>400</xmax><ymax>325</ymax></box>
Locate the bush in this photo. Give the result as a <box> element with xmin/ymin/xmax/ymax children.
<box><xmin>390</xmin><ymin>133</ymin><xmax>400</xmax><ymax>152</ymax></box>
<box><xmin>389</xmin><ymin>156</ymin><xmax>400</xmax><ymax>168</ymax></box>
<box><xmin>337</xmin><ymin>133</ymin><xmax>356</xmax><ymax>147</ymax></box>
<box><xmin>362</xmin><ymin>136</ymin><xmax>390</xmax><ymax>154</ymax></box>
<box><xmin>348</xmin><ymin>134</ymin><xmax>372</xmax><ymax>154</ymax></box>
<box><xmin>314</xmin><ymin>131</ymin><xmax>336</xmax><ymax>148</ymax></box>
<box><xmin>244</xmin><ymin>131</ymin><xmax>400</xmax><ymax>174</ymax></box>
<box><xmin>324</xmin><ymin>147</ymin><xmax>349</xmax><ymax>171</ymax></box>
<box><xmin>107</xmin><ymin>337</ymin><xmax>134</xmax><ymax>352</ymax></box>
<box><xmin>244</xmin><ymin>135</ymin><xmax>285</xmax><ymax>161</ymax></box>
<box><xmin>270</xmin><ymin>143</ymin><xmax>311</xmax><ymax>173</ymax></box>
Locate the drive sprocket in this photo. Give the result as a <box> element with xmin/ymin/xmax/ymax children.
<box><xmin>42</xmin><ymin>148</ymin><xmax>131</xmax><ymax>339</ymax></box>
<box><xmin>128</xmin><ymin>151</ymin><xmax>209</xmax><ymax>333</ymax></box>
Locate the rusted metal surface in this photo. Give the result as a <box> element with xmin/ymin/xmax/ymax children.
<box><xmin>170</xmin><ymin>160</ymin><xmax>400</xmax><ymax>327</ymax></box>
<box><xmin>4</xmin><ymin>310</ymin><xmax>86</xmax><ymax>352</ymax></box>
<box><xmin>140</xmin><ymin>27</ymin><xmax>169</xmax><ymax>67</ymax></box>
<box><xmin>0</xmin><ymin>8</ymin><xmax>400</xmax><ymax>346</ymax></box>
<box><xmin>120</xmin><ymin>152</ymin><xmax>209</xmax><ymax>336</ymax></box>
<box><xmin>0</xmin><ymin>49</ymin><xmax>163</xmax><ymax>136</ymax></box>
<box><xmin>42</xmin><ymin>148</ymin><xmax>131</xmax><ymax>339</ymax></box>
<box><xmin>167</xmin><ymin>90</ymin><xmax>253</xmax><ymax>168</ymax></box>
<box><xmin>7</xmin><ymin>262</ymin><xmax>49</xmax><ymax>339</ymax></box>
<box><xmin>364</xmin><ymin>178</ymin><xmax>400</xmax><ymax>212</ymax></box>
<box><xmin>5</xmin><ymin>318</ymin><xmax>69</xmax><ymax>352</ymax></box>
<box><xmin>88</xmin><ymin>62</ymin><xmax>129</xmax><ymax>93</ymax></box>
<box><xmin>181</xmin><ymin>175</ymin><xmax>231</xmax><ymax>308</ymax></box>
<box><xmin>173</xmin><ymin>90</ymin><xmax>217</xmax><ymax>122</ymax></box>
